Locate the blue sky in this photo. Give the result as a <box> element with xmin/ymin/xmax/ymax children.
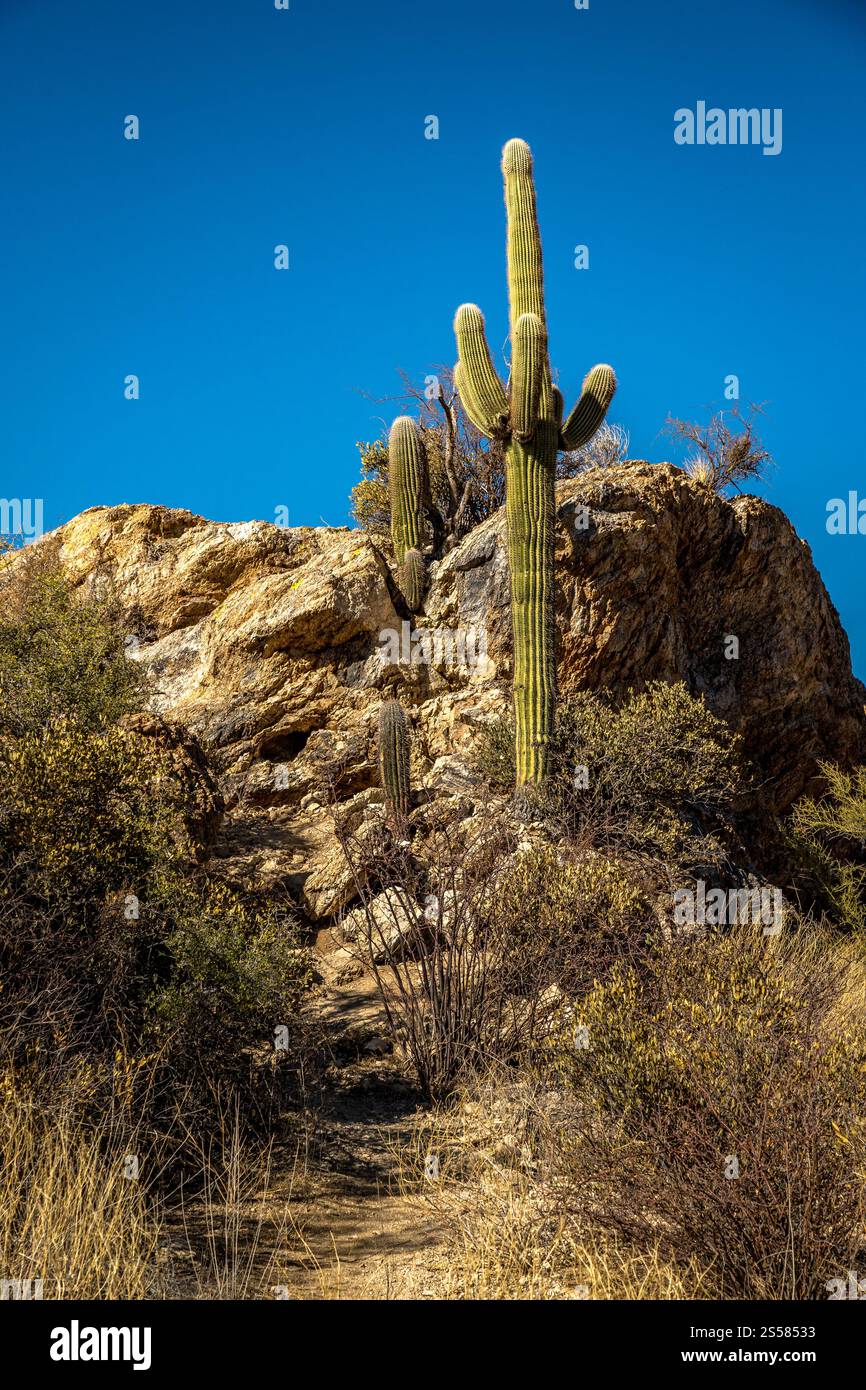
<box><xmin>2</xmin><ymin>0</ymin><xmax>864</xmax><ymax>673</ymax></box>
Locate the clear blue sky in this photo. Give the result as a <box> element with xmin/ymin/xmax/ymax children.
<box><xmin>2</xmin><ymin>0</ymin><xmax>864</xmax><ymax>673</ymax></box>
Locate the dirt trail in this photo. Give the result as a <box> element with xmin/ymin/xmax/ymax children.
<box><xmin>270</xmin><ymin>960</ymin><xmax>447</xmax><ymax>1299</ymax></box>
<box><xmin>171</xmin><ymin>950</ymin><xmax>448</xmax><ymax>1300</ymax></box>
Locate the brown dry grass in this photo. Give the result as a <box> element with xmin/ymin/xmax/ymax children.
<box><xmin>0</xmin><ymin>1072</ymin><xmax>161</xmax><ymax>1299</ymax></box>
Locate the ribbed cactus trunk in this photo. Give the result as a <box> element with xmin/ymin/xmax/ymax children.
<box><xmin>506</xmin><ymin>431</ymin><xmax>557</xmax><ymax>784</ymax></box>
<box><xmin>378</xmin><ymin>698</ymin><xmax>411</xmax><ymax>823</ymax></box>
<box><xmin>399</xmin><ymin>547</ymin><xmax>425</xmax><ymax>613</ymax></box>
<box><xmin>503</xmin><ymin>141</ymin><xmax>557</xmax><ymax>784</ymax></box>
<box><xmin>453</xmin><ymin>139</ymin><xmax>616</xmax><ymax>787</ymax></box>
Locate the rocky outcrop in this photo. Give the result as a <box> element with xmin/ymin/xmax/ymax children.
<box><xmin>34</xmin><ymin>463</ymin><xmax>866</xmax><ymax>919</ymax></box>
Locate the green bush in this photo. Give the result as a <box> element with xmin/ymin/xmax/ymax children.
<box><xmin>787</xmin><ymin>762</ymin><xmax>866</xmax><ymax>934</ymax></box>
<box><xmin>0</xmin><ymin>548</ymin><xmax>144</xmax><ymax>737</ymax></box>
<box><xmin>477</xmin><ymin>681</ymin><xmax>746</xmax><ymax>867</ymax></box>
<box><xmin>1</xmin><ymin>715</ymin><xmax>184</xmax><ymax>911</ymax></box>
<box><xmin>147</xmin><ymin>875</ymin><xmax>312</xmax><ymax>1115</ymax></box>
<box><xmin>0</xmin><ymin>557</ymin><xmax>313</xmax><ymax>1141</ymax></box>
<box><xmin>492</xmin><ymin>844</ymin><xmax>652</xmax><ymax>999</ymax></box>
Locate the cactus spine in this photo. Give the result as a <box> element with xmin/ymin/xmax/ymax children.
<box><xmin>378</xmin><ymin>699</ymin><xmax>411</xmax><ymax>822</ymax></box>
<box><xmin>388</xmin><ymin>416</ymin><xmax>425</xmax><ymax>563</ymax></box>
<box><xmin>453</xmin><ymin>139</ymin><xmax>616</xmax><ymax>786</ymax></box>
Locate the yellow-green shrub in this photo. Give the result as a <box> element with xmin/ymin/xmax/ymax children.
<box><xmin>556</xmin><ymin>924</ymin><xmax>866</xmax><ymax>1298</ymax></box>
<box><xmin>787</xmin><ymin>762</ymin><xmax>866</xmax><ymax>934</ymax></box>
<box><xmin>493</xmin><ymin>845</ymin><xmax>651</xmax><ymax>998</ymax></box>
<box><xmin>0</xmin><ymin>560</ymin><xmax>314</xmax><ymax>1142</ymax></box>
<box><xmin>477</xmin><ymin>682</ymin><xmax>746</xmax><ymax>868</ymax></box>
<box><xmin>2</xmin><ymin>715</ymin><xmax>185</xmax><ymax>909</ymax></box>
<box><xmin>0</xmin><ymin>551</ymin><xmax>144</xmax><ymax>737</ymax></box>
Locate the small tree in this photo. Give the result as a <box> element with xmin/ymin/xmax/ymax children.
<box><xmin>665</xmin><ymin>404</ymin><xmax>772</xmax><ymax>495</ymax></box>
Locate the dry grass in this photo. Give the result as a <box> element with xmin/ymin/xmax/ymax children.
<box><xmin>0</xmin><ymin>1072</ymin><xmax>162</xmax><ymax>1299</ymax></box>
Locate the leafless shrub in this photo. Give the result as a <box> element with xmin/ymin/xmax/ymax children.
<box><xmin>334</xmin><ymin>807</ymin><xmax>568</xmax><ymax>1101</ymax></box>
<box><xmin>665</xmin><ymin>403</ymin><xmax>772</xmax><ymax>495</ymax></box>
<box><xmin>393</xmin><ymin>1071</ymin><xmax>713</xmax><ymax>1299</ymax></box>
<box><xmin>351</xmin><ymin>367</ymin><xmax>506</xmax><ymax>555</ymax></box>
<box><xmin>553</xmin><ymin>922</ymin><xmax>866</xmax><ymax>1299</ymax></box>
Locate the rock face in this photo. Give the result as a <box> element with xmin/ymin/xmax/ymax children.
<box><xmin>36</xmin><ymin>464</ymin><xmax>866</xmax><ymax>919</ymax></box>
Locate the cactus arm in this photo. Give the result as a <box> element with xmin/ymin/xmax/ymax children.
<box><xmin>511</xmin><ymin>312</ymin><xmax>546</xmax><ymax>442</ymax></box>
<box><xmin>453</xmin><ymin>305</ymin><xmax>509</xmax><ymax>437</ymax></box>
<box><xmin>388</xmin><ymin>416</ymin><xmax>425</xmax><ymax>563</ymax></box>
<box><xmin>552</xmin><ymin>385</ymin><xmax>564</xmax><ymax>431</ymax></box>
<box><xmin>502</xmin><ymin>139</ymin><xmax>546</xmax><ymax>335</ymax></box>
<box><xmin>453</xmin><ymin>361</ymin><xmax>493</xmax><ymax>438</ymax></box>
<box><xmin>560</xmin><ymin>364</ymin><xmax>617</xmax><ymax>452</ymax></box>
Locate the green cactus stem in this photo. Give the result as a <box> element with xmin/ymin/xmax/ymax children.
<box><xmin>400</xmin><ymin>547</ymin><xmax>425</xmax><ymax>613</ymax></box>
<box><xmin>378</xmin><ymin>698</ymin><xmax>411</xmax><ymax>821</ymax></box>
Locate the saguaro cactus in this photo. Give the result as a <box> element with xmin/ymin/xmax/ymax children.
<box><xmin>453</xmin><ymin>139</ymin><xmax>616</xmax><ymax>785</ymax></box>
<box><xmin>378</xmin><ymin>698</ymin><xmax>411</xmax><ymax>821</ymax></box>
<box><xmin>388</xmin><ymin>416</ymin><xmax>425</xmax><ymax>563</ymax></box>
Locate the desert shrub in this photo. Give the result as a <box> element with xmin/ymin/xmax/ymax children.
<box><xmin>477</xmin><ymin>681</ymin><xmax>746</xmax><ymax>869</ymax></box>
<box><xmin>0</xmin><ymin>558</ymin><xmax>314</xmax><ymax>1143</ymax></box>
<box><xmin>335</xmin><ymin>809</ymin><xmax>576</xmax><ymax>1101</ymax></box>
<box><xmin>397</xmin><ymin>1075</ymin><xmax>712</xmax><ymax>1300</ymax></box>
<box><xmin>0</xmin><ymin>716</ymin><xmax>310</xmax><ymax>1132</ymax></box>
<box><xmin>349</xmin><ymin>439</ymin><xmax>392</xmax><ymax>538</ymax></box>
<box><xmin>554</xmin><ymin>923</ymin><xmax>866</xmax><ymax>1299</ymax></box>
<box><xmin>665</xmin><ymin>404</ymin><xmax>772</xmax><ymax>495</ymax></box>
<box><xmin>0</xmin><ymin>712</ymin><xmax>191</xmax><ymax>1071</ymax></box>
<box><xmin>561</xmin><ymin>421</ymin><xmax>630</xmax><ymax>474</ymax></box>
<box><xmin>492</xmin><ymin>844</ymin><xmax>653</xmax><ymax>1000</ymax></box>
<box><xmin>786</xmin><ymin>762</ymin><xmax>866</xmax><ymax>934</ymax></box>
<box><xmin>350</xmin><ymin>369</ymin><xmax>506</xmax><ymax>555</ymax></box>
<box><xmin>0</xmin><ymin>549</ymin><xmax>144</xmax><ymax>737</ymax></box>
<box><xmin>1</xmin><ymin>715</ymin><xmax>186</xmax><ymax>912</ymax></box>
<box><xmin>146</xmin><ymin>877</ymin><xmax>312</xmax><ymax>1129</ymax></box>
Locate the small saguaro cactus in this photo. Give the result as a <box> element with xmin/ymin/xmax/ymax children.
<box><xmin>400</xmin><ymin>547</ymin><xmax>426</xmax><ymax>613</ymax></box>
<box><xmin>388</xmin><ymin>416</ymin><xmax>426</xmax><ymax>563</ymax></box>
<box><xmin>453</xmin><ymin>139</ymin><xmax>616</xmax><ymax>786</ymax></box>
<box><xmin>378</xmin><ymin>698</ymin><xmax>411</xmax><ymax>822</ymax></box>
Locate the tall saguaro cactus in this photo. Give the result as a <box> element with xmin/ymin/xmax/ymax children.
<box><xmin>454</xmin><ymin>139</ymin><xmax>616</xmax><ymax>785</ymax></box>
<box><xmin>388</xmin><ymin>416</ymin><xmax>426</xmax><ymax>563</ymax></box>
